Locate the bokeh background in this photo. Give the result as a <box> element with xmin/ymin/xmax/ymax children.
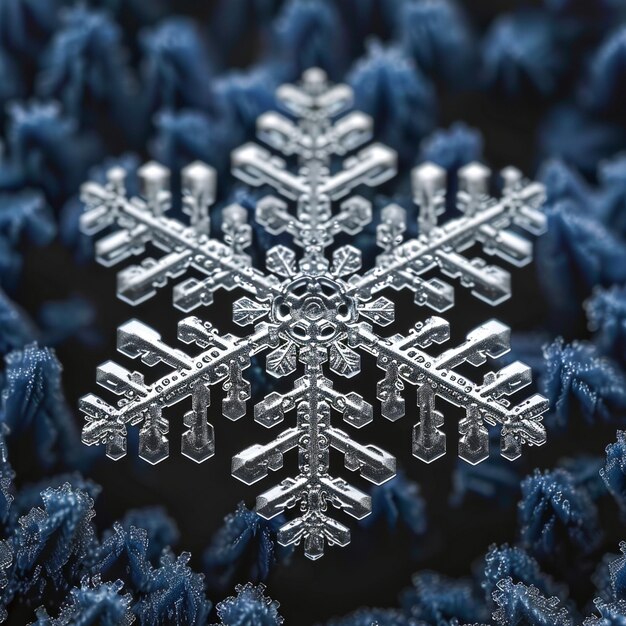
<box><xmin>3</xmin><ymin>0</ymin><xmax>626</xmax><ymax>624</ymax></box>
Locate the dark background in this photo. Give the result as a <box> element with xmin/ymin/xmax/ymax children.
<box><xmin>9</xmin><ymin>1</ymin><xmax>616</xmax><ymax>623</ymax></box>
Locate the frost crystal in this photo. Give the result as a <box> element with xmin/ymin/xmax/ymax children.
<box><xmin>79</xmin><ymin>69</ymin><xmax>548</xmax><ymax>559</ymax></box>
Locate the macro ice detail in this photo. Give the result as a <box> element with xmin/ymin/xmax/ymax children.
<box><xmin>79</xmin><ymin>68</ymin><xmax>549</xmax><ymax>560</ymax></box>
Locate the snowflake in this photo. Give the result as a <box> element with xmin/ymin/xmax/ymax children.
<box><xmin>79</xmin><ymin>68</ymin><xmax>548</xmax><ymax>560</ymax></box>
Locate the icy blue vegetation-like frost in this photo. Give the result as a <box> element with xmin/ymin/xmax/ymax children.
<box><xmin>139</xmin><ymin>17</ymin><xmax>213</xmax><ymax>112</ymax></box>
<box><xmin>401</xmin><ymin>572</ymin><xmax>487</xmax><ymax>624</ymax></box>
<box><xmin>37</xmin><ymin>6</ymin><xmax>134</xmax><ymax>125</ymax></box>
<box><xmin>30</xmin><ymin>578</ymin><xmax>135</xmax><ymax>626</ymax></box>
<box><xmin>0</xmin><ymin>344</ymin><xmax>87</xmax><ymax>470</ymax></box>
<box><xmin>482</xmin><ymin>544</ymin><xmax>567</xmax><ymax>606</ymax></box>
<box><xmin>542</xmin><ymin>339</ymin><xmax>626</xmax><ymax>429</ymax></box>
<box><xmin>536</xmin><ymin>203</ymin><xmax>626</xmax><ymax>327</ymax></box>
<box><xmin>587</xmin><ymin>286</ymin><xmax>626</xmax><ymax>363</ymax></box>
<box><xmin>212</xmin><ymin>583</ymin><xmax>283</xmax><ymax>626</ymax></box>
<box><xmin>348</xmin><ymin>42</ymin><xmax>436</xmax><ymax>161</ymax></box>
<box><xmin>581</xmin><ymin>26</ymin><xmax>626</xmax><ymax>114</ymax></box>
<box><xmin>5</xmin><ymin>0</ymin><xmax>626</xmax><ymax>623</ymax></box>
<box><xmin>396</xmin><ymin>0</ymin><xmax>475</xmax><ymax>85</ymax></box>
<box><xmin>3</xmin><ymin>101</ymin><xmax>101</xmax><ymax>199</ymax></box>
<box><xmin>325</xmin><ymin>608</ymin><xmax>421</xmax><ymax>626</ymax></box>
<box><xmin>0</xmin><ymin>190</ymin><xmax>55</xmax><ymax>290</ymax></box>
<box><xmin>518</xmin><ymin>469</ymin><xmax>601</xmax><ymax>562</ymax></box>
<box><xmin>482</xmin><ymin>11</ymin><xmax>564</xmax><ymax>96</ymax></box>
<box><xmin>203</xmin><ymin>502</ymin><xmax>292</xmax><ymax>593</ymax></box>
<box><xmin>601</xmin><ymin>431</ymin><xmax>626</xmax><ymax>518</ymax></box>
<box><xmin>538</xmin><ymin>105</ymin><xmax>626</xmax><ymax>175</ymax></box>
<box><xmin>272</xmin><ymin>0</ymin><xmax>346</xmax><ymax>77</ymax></box>
<box><xmin>492</xmin><ymin>578</ymin><xmax>573</xmax><ymax>626</ymax></box>
<box><xmin>360</xmin><ymin>472</ymin><xmax>427</xmax><ymax>538</ymax></box>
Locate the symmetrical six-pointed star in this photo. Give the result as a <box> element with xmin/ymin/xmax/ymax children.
<box><xmin>79</xmin><ymin>69</ymin><xmax>548</xmax><ymax>559</ymax></box>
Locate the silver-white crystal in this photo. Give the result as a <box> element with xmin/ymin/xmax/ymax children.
<box><xmin>79</xmin><ymin>69</ymin><xmax>548</xmax><ymax>559</ymax></box>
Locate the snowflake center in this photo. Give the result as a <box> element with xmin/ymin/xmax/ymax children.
<box><xmin>272</xmin><ymin>276</ymin><xmax>357</xmax><ymax>345</ymax></box>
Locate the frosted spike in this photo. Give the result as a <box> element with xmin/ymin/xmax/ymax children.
<box><xmin>79</xmin><ymin>69</ymin><xmax>549</xmax><ymax>559</ymax></box>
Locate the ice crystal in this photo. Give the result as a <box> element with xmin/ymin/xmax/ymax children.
<box><xmin>80</xmin><ymin>69</ymin><xmax>548</xmax><ymax>559</ymax></box>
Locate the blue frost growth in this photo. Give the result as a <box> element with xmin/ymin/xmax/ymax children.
<box><xmin>538</xmin><ymin>105</ymin><xmax>626</xmax><ymax>175</ymax></box>
<box><xmin>152</xmin><ymin>110</ymin><xmax>226</xmax><ymax>174</ymax></box>
<box><xmin>360</xmin><ymin>471</ymin><xmax>427</xmax><ymax>538</ymax></box>
<box><xmin>449</xmin><ymin>442</ymin><xmax>522</xmax><ymax>508</ymax></box>
<box><xmin>211</xmin><ymin>67</ymin><xmax>279</xmax><ymax>139</ymax></box>
<box><xmin>272</xmin><ymin>0</ymin><xmax>346</xmax><ymax>78</ymax></box>
<box><xmin>203</xmin><ymin>502</ymin><xmax>291</xmax><ymax>593</ymax></box>
<box><xmin>134</xmin><ymin>550</ymin><xmax>211</xmax><ymax>626</ymax></box>
<box><xmin>599</xmin><ymin>542</ymin><xmax>626</xmax><ymax>603</ymax></box>
<box><xmin>117</xmin><ymin>507</ymin><xmax>179</xmax><ymax>565</ymax></box>
<box><xmin>0</xmin><ymin>425</ymin><xmax>14</xmax><ymax>525</ymax></box>
<box><xmin>30</xmin><ymin>578</ymin><xmax>134</xmax><ymax>626</ymax></box>
<box><xmin>91</xmin><ymin>523</ymin><xmax>211</xmax><ymax>625</ymax></box>
<box><xmin>5</xmin><ymin>484</ymin><xmax>96</xmax><ymax>603</ymax></box>
<box><xmin>581</xmin><ymin>27</ymin><xmax>626</xmax><ymax>114</ymax></box>
<box><xmin>60</xmin><ymin>153</ymin><xmax>140</xmax><ymax>261</ymax></box>
<box><xmin>536</xmin><ymin>202</ymin><xmax>626</xmax><ymax>326</ymax></box>
<box><xmin>0</xmin><ymin>344</ymin><xmax>86</xmax><ymax>470</ymax></box>
<box><xmin>482</xmin><ymin>544</ymin><xmax>567</xmax><ymax>606</ymax></box>
<box><xmin>38</xmin><ymin>297</ymin><xmax>100</xmax><ymax>348</ymax></box>
<box><xmin>482</xmin><ymin>11</ymin><xmax>564</xmax><ymax>97</ymax></box>
<box><xmin>212</xmin><ymin>583</ymin><xmax>283</xmax><ymax>626</ymax></box>
<box><xmin>37</xmin><ymin>6</ymin><xmax>136</xmax><ymax>126</ymax></box>
<box><xmin>325</xmin><ymin>608</ymin><xmax>421</xmax><ymax>626</ymax></box>
<box><xmin>348</xmin><ymin>43</ymin><xmax>436</xmax><ymax>163</ymax></box>
<box><xmin>0</xmin><ymin>290</ymin><xmax>37</xmax><ymax>356</ymax></box>
<box><xmin>419</xmin><ymin>123</ymin><xmax>484</xmax><ymax>174</ymax></box>
<box><xmin>3</xmin><ymin>101</ymin><xmax>101</xmax><ymax>199</ymax></box>
<box><xmin>395</xmin><ymin>0</ymin><xmax>476</xmax><ymax>85</ymax></box>
<box><xmin>594</xmin><ymin>155</ymin><xmax>626</xmax><ymax>238</ymax></box>
<box><xmin>587</xmin><ymin>286</ymin><xmax>626</xmax><ymax>363</ymax></box>
<box><xmin>518</xmin><ymin>469</ymin><xmax>601</xmax><ymax>562</ymax></box>
<box><xmin>601</xmin><ymin>431</ymin><xmax>626</xmax><ymax>519</ymax></box>
<box><xmin>542</xmin><ymin>339</ymin><xmax>626</xmax><ymax>429</ymax></box>
<box><xmin>0</xmin><ymin>0</ymin><xmax>61</xmax><ymax>57</ymax></box>
<box><xmin>11</xmin><ymin>474</ymin><xmax>100</xmax><ymax>526</ymax></box>
<box><xmin>139</xmin><ymin>17</ymin><xmax>213</xmax><ymax>112</ymax></box>
<box><xmin>492</xmin><ymin>578</ymin><xmax>573</xmax><ymax>626</ymax></box>
<box><xmin>400</xmin><ymin>572</ymin><xmax>488</xmax><ymax>625</ymax></box>
<box><xmin>0</xmin><ymin>190</ymin><xmax>55</xmax><ymax>290</ymax></box>
<box><xmin>538</xmin><ymin>159</ymin><xmax>593</xmax><ymax>210</ymax></box>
